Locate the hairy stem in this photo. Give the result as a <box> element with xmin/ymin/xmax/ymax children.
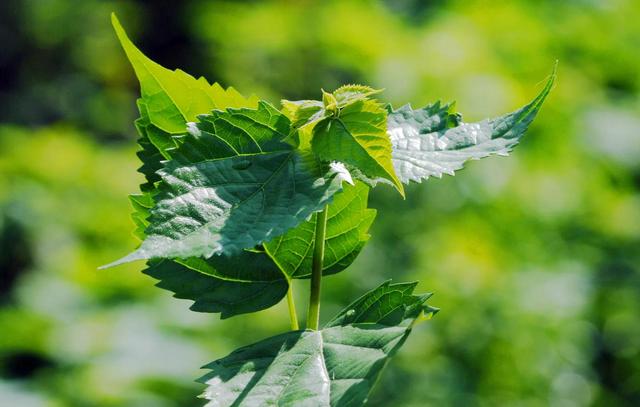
<box><xmin>307</xmin><ymin>206</ymin><xmax>328</xmax><ymax>330</ymax></box>
<box><xmin>286</xmin><ymin>284</ymin><xmax>299</xmax><ymax>331</ymax></box>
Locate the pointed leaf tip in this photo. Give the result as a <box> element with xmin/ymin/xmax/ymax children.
<box><xmin>388</xmin><ymin>66</ymin><xmax>555</xmax><ymax>185</ymax></box>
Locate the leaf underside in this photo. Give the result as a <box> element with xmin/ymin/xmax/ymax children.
<box><xmin>265</xmin><ymin>181</ymin><xmax>376</xmax><ymax>279</ymax></box>
<box><xmin>137</xmin><ymin>181</ymin><xmax>375</xmax><ymax>316</ymax></box>
<box><xmin>143</xmin><ymin>260</ymin><xmax>288</xmax><ymax>319</ymax></box>
<box><xmin>198</xmin><ymin>281</ymin><xmax>437</xmax><ymax>406</ymax></box>
<box><xmin>388</xmin><ymin>67</ymin><xmax>556</xmax><ymax>184</ymax></box>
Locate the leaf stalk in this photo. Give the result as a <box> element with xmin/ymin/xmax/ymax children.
<box><xmin>307</xmin><ymin>206</ymin><xmax>328</xmax><ymax>330</ymax></box>
<box><xmin>286</xmin><ymin>284</ymin><xmax>299</xmax><ymax>330</ymax></box>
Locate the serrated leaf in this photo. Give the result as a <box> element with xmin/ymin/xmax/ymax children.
<box><xmin>134</xmin><ymin>100</ymin><xmax>167</xmax><ymax>188</ymax></box>
<box><xmin>332</xmin><ymin>84</ymin><xmax>383</xmax><ymax>106</ymax></box>
<box><xmin>129</xmin><ymin>192</ymin><xmax>154</xmax><ymax>240</ymax></box>
<box><xmin>326</xmin><ymin>280</ymin><xmax>438</xmax><ymax>328</ymax></box>
<box><xmin>115</xmin><ymin>13</ymin><xmax>261</xmax><ymax>246</ymax></box>
<box><xmin>143</xmin><ymin>259</ymin><xmax>288</xmax><ymax>318</ymax></box>
<box><xmin>264</xmin><ymin>181</ymin><xmax>375</xmax><ymax>279</ymax></box>
<box><xmin>281</xmin><ymin>85</ymin><xmax>384</xmax><ymax>150</ymax></box>
<box><xmin>388</xmin><ymin>67</ymin><xmax>556</xmax><ymax>184</ymax></box>
<box><xmin>312</xmin><ymin>99</ymin><xmax>404</xmax><ymax>196</ymax></box>
<box><xmin>198</xmin><ymin>281</ymin><xmax>437</xmax><ymax>406</ymax></box>
<box><xmin>175</xmin><ymin>248</ymin><xmax>284</xmax><ymax>283</ymax></box>
<box><xmin>112</xmin><ymin>13</ymin><xmax>258</xmax><ymax>139</ymax></box>
<box><xmin>171</xmin><ymin>101</ymin><xmax>292</xmax><ymax>163</ymax></box>
<box><xmin>102</xmin><ymin>104</ymin><xmax>351</xmax><ymax>268</ymax></box>
<box><xmin>281</xmin><ymin>99</ymin><xmax>325</xmax><ymax>130</ymax></box>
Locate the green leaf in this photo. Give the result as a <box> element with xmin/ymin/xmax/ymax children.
<box><xmin>332</xmin><ymin>84</ymin><xmax>383</xmax><ymax>106</ymax></box>
<box><xmin>143</xmin><ymin>259</ymin><xmax>288</xmax><ymax>318</ymax></box>
<box><xmin>281</xmin><ymin>85</ymin><xmax>385</xmax><ymax>151</ymax></box>
<box><xmin>134</xmin><ymin>100</ymin><xmax>167</xmax><ymax>189</ymax></box>
<box><xmin>175</xmin><ymin>248</ymin><xmax>284</xmax><ymax>283</ymax></box>
<box><xmin>281</xmin><ymin>99</ymin><xmax>324</xmax><ymax>130</ymax></box>
<box><xmin>129</xmin><ymin>192</ymin><xmax>154</xmax><ymax>240</ymax></box>
<box><xmin>114</xmin><ymin>13</ymin><xmax>262</xmax><ymax>245</ymax></box>
<box><xmin>198</xmin><ymin>281</ymin><xmax>437</xmax><ymax>406</ymax></box>
<box><xmin>312</xmin><ymin>98</ymin><xmax>405</xmax><ymax>196</ymax></box>
<box><xmin>101</xmin><ymin>103</ymin><xmax>352</xmax><ymax>267</ymax></box>
<box><xmin>111</xmin><ymin>13</ymin><xmax>258</xmax><ymax>139</ymax></box>
<box><xmin>171</xmin><ymin>101</ymin><xmax>292</xmax><ymax>163</ymax></box>
<box><xmin>325</xmin><ymin>280</ymin><xmax>439</xmax><ymax>328</ymax></box>
<box><xmin>388</xmin><ymin>67</ymin><xmax>556</xmax><ymax>184</ymax></box>
<box><xmin>264</xmin><ymin>181</ymin><xmax>375</xmax><ymax>279</ymax></box>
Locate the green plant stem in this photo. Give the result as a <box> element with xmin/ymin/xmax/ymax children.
<box><xmin>307</xmin><ymin>206</ymin><xmax>328</xmax><ymax>330</ymax></box>
<box><xmin>286</xmin><ymin>284</ymin><xmax>299</xmax><ymax>331</ymax></box>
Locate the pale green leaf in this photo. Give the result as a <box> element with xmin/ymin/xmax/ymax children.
<box><xmin>332</xmin><ymin>84</ymin><xmax>383</xmax><ymax>106</ymax></box>
<box><xmin>312</xmin><ymin>98</ymin><xmax>404</xmax><ymax>196</ymax></box>
<box><xmin>264</xmin><ymin>181</ymin><xmax>375</xmax><ymax>279</ymax></box>
<box><xmin>280</xmin><ymin>85</ymin><xmax>384</xmax><ymax>150</ymax></box>
<box><xmin>198</xmin><ymin>281</ymin><xmax>437</xmax><ymax>406</ymax></box>
<box><xmin>388</xmin><ymin>67</ymin><xmax>555</xmax><ymax>184</ymax></box>
<box><xmin>112</xmin><ymin>13</ymin><xmax>258</xmax><ymax>139</ymax></box>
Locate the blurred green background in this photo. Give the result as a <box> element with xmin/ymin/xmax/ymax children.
<box><xmin>1</xmin><ymin>0</ymin><xmax>639</xmax><ymax>405</ymax></box>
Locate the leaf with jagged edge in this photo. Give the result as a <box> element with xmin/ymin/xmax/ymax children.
<box><xmin>140</xmin><ymin>182</ymin><xmax>375</xmax><ymax>314</ymax></box>
<box><xmin>198</xmin><ymin>281</ymin><xmax>438</xmax><ymax>406</ymax></box>
<box><xmin>332</xmin><ymin>84</ymin><xmax>383</xmax><ymax>106</ymax></box>
<box><xmin>143</xmin><ymin>259</ymin><xmax>288</xmax><ymax>318</ymax></box>
<box><xmin>281</xmin><ymin>85</ymin><xmax>383</xmax><ymax>127</ymax></box>
<box><xmin>129</xmin><ymin>192</ymin><xmax>153</xmax><ymax>240</ymax></box>
<box><xmin>388</xmin><ymin>66</ymin><xmax>556</xmax><ymax>184</ymax></box>
<box><xmin>281</xmin><ymin>85</ymin><xmax>384</xmax><ymax>150</ymax></box>
<box><xmin>264</xmin><ymin>181</ymin><xmax>375</xmax><ymax>279</ymax></box>
<box><xmin>312</xmin><ymin>98</ymin><xmax>405</xmax><ymax>196</ymax></box>
<box><xmin>112</xmin><ymin>13</ymin><xmax>258</xmax><ymax>140</ymax></box>
<box><xmin>170</xmin><ymin>101</ymin><xmax>292</xmax><ymax>163</ymax></box>
<box><xmin>114</xmin><ymin>13</ymin><xmax>260</xmax><ymax>246</ymax></box>
<box><xmin>134</xmin><ymin>100</ymin><xmax>166</xmax><ymax>191</ymax></box>
<box><xmin>101</xmin><ymin>102</ymin><xmax>352</xmax><ymax>268</ymax></box>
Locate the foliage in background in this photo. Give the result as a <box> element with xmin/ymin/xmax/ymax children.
<box><xmin>0</xmin><ymin>0</ymin><xmax>639</xmax><ymax>406</ymax></box>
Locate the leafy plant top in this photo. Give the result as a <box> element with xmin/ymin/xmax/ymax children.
<box><xmin>104</xmin><ymin>13</ymin><xmax>554</xmax><ymax>407</ymax></box>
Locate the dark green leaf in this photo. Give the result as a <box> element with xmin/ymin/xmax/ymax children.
<box><xmin>102</xmin><ymin>103</ymin><xmax>351</xmax><ymax>267</ymax></box>
<box><xmin>129</xmin><ymin>192</ymin><xmax>154</xmax><ymax>240</ymax></box>
<box><xmin>143</xmin><ymin>260</ymin><xmax>288</xmax><ymax>318</ymax></box>
<box><xmin>198</xmin><ymin>281</ymin><xmax>437</xmax><ymax>406</ymax></box>
<box><xmin>175</xmin><ymin>248</ymin><xmax>284</xmax><ymax>283</ymax></box>
<box><xmin>134</xmin><ymin>100</ymin><xmax>167</xmax><ymax>190</ymax></box>
<box><xmin>388</xmin><ymin>67</ymin><xmax>555</xmax><ymax>184</ymax></box>
<box><xmin>264</xmin><ymin>182</ymin><xmax>375</xmax><ymax>279</ymax></box>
